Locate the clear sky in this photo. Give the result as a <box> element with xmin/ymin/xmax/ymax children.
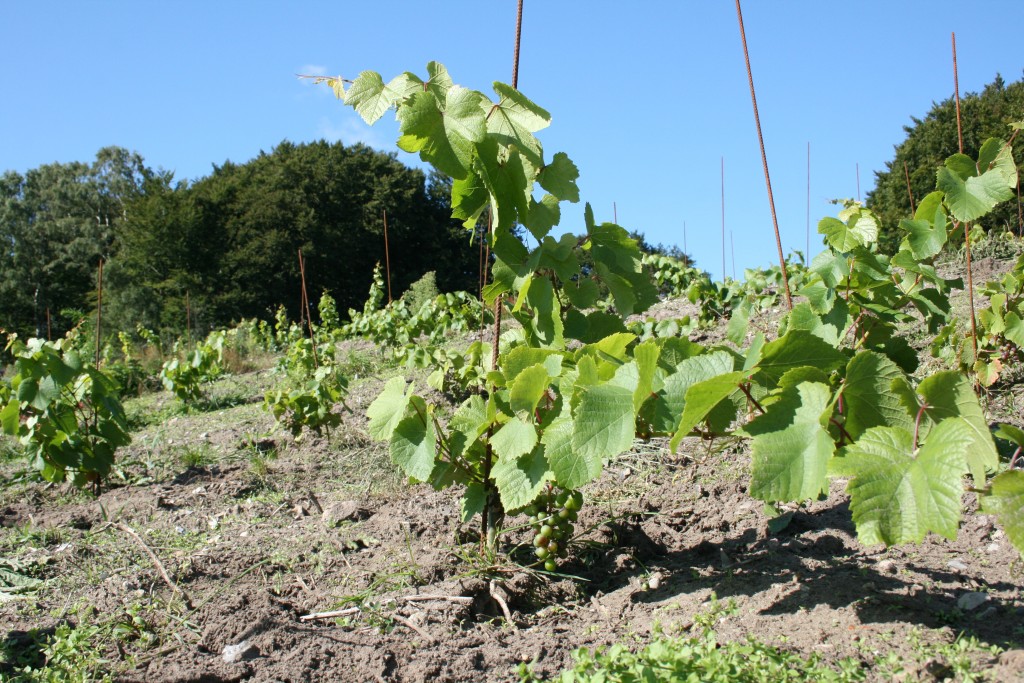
<box><xmin>2</xmin><ymin>1</ymin><xmax>1022</xmax><ymax>282</ymax></box>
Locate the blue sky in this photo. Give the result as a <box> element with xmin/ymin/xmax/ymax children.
<box><xmin>2</xmin><ymin>1</ymin><xmax>1022</xmax><ymax>281</ymax></box>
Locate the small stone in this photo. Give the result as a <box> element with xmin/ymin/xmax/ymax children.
<box><xmin>192</xmin><ymin>486</ymin><xmax>206</xmax><ymax>495</ymax></box>
<box><xmin>876</xmin><ymin>560</ymin><xmax>898</xmax><ymax>575</ymax></box>
<box><xmin>207</xmin><ymin>517</ymin><xmax>219</xmax><ymax>530</ymax></box>
<box><xmin>174</xmin><ymin>526</ymin><xmax>186</xmax><ymax>534</ymax></box>
<box><xmin>956</xmin><ymin>591</ymin><xmax>990</xmax><ymax>612</ymax></box>
<box><xmin>946</xmin><ymin>559</ymin><xmax>969</xmax><ymax>572</ymax></box>
<box><xmin>222</xmin><ymin>639</ymin><xmax>258</xmax><ymax>663</ymax></box>
<box><xmin>987</xmin><ymin>542</ymin><xmax>1001</xmax><ymax>553</ymax></box>
<box><xmin>647</xmin><ymin>572</ymin><xmax>663</xmax><ymax>590</ymax></box>
<box><xmin>321</xmin><ymin>501</ymin><xmax>364</xmax><ymax>526</ymax></box>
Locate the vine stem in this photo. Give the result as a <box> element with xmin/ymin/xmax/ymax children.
<box><xmin>739</xmin><ymin>382</ymin><xmax>765</xmax><ymax>415</ymax></box>
<box><xmin>912</xmin><ymin>401</ymin><xmax>930</xmax><ymax>452</ymax></box>
<box><xmin>734</xmin><ymin>0</ymin><xmax>792</xmax><ymax>310</ymax></box>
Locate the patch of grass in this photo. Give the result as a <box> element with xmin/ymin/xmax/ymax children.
<box><xmin>0</xmin><ymin>622</ymin><xmax>113</xmax><ymax>682</ymax></box>
<box><xmin>519</xmin><ymin>625</ymin><xmax>869</xmax><ymax>683</ymax></box>
<box><xmin>175</xmin><ymin>444</ymin><xmax>217</xmax><ymax>469</ymax></box>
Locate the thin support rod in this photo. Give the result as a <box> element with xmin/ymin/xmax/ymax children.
<box><xmin>511</xmin><ymin>0</ymin><xmax>524</xmax><ymax>88</ymax></box>
<box><xmin>952</xmin><ymin>32</ymin><xmax>978</xmax><ymax>363</ymax></box>
<box><xmin>383</xmin><ymin>210</ymin><xmax>393</xmax><ymax>304</ymax></box>
<box><xmin>721</xmin><ymin>157</ymin><xmax>726</xmax><ymax>282</ymax></box>
<box><xmin>806</xmin><ymin>142</ymin><xmax>810</xmax><ymax>260</ymax></box>
<box><xmin>95</xmin><ymin>258</ymin><xmax>104</xmax><ymax>369</ymax></box>
<box><xmin>735</xmin><ymin>0</ymin><xmax>792</xmax><ymax>309</ymax></box>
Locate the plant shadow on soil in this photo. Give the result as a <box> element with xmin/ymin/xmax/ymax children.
<box><xmin>560</xmin><ymin>491</ymin><xmax>1024</xmax><ymax>653</ymax></box>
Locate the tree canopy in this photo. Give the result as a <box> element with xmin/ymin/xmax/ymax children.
<box><xmin>867</xmin><ymin>73</ymin><xmax>1024</xmax><ymax>252</ymax></box>
<box><xmin>2</xmin><ymin>141</ymin><xmax>481</xmax><ymax>339</ymax></box>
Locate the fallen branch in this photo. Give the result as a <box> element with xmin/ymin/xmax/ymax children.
<box><xmin>299</xmin><ymin>606</ymin><xmax>361</xmax><ymax>622</ymax></box>
<box><xmin>489</xmin><ymin>581</ymin><xmax>517</xmax><ymax>630</ymax></box>
<box><xmin>391</xmin><ymin>613</ymin><xmax>436</xmax><ymax>644</ymax></box>
<box><xmin>402</xmin><ymin>594</ymin><xmax>473</xmax><ymax>605</ymax></box>
<box><xmin>113</xmin><ymin>522</ymin><xmax>191</xmax><ymax>606</ymax></box>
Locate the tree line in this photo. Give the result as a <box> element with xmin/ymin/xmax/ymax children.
<box><xmin>1</xmin><ymin>141</ymin><xmax>481</xmax><ymax>340</ymax></box>
<box><xmin>867</xmin><ymin>73</ymin><xmax>1024</xmax><ymax>252</ymax></box>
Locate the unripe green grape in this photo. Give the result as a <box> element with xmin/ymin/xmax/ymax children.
<box><xmin>539</xmin><ymin>524</ymin><xmax>553</xmax><ymax>538</ymax></box>
<box><xmin>555</xmin><ymin>491</ymin><xmax>569</xmax><ymax>506</ymax></box>
<box><xmin>533</xmin><ymin>534</ymin><xmax>549</xmax><ymax>547</ymax></box>
<box><xmin>546</xmin><ymin>540</ymin><xmax>559</xmax><ymax>555</ymax></box>
<box><xmin>535</xmin><ymin>546</ymin><xmax>549</xmax><ymax>559</ymax></box>
<box><xmin>558</xmin><ymin>508</ymin><xmax>571</xmax><ymax>520</ymax></box>
<box><xmin>544</xmin><ymin>559</ymin><xmax>557</xmax><ymax>572</ymax></box>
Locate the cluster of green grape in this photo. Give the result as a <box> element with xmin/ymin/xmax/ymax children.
<box><xmin>526</xmin><ymin>487</ymin><xmax>583</xmax><ymax>571</ymax></box>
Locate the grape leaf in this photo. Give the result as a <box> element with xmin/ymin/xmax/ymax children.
<box><xmin>841</xmin><ymin>351</ymin><xmax>914</xmax><ymax>439</ymax></box>
<box><xmin>749</xmin><ymin>382</ymin><xmax>835</xmax><ymax>502</ymax></box>
<box><xmin>917</xmin><ymin>371</ymin><xmax>998</xmax><ymax>485</ymax></box>
<box><xmin>390</xmin><ymin>412</ymin><xmax>437</xmax><ymax>482</ymax></box>
<box><xmin>833</xmin><ymin>419</ymin><xmax>970</xmax><ymax>546</ymax></box>
<box><xmin>670</xmin><ymin>371</ymin><xmax>747</xmax><ymax>452</ymax></box>
<box><xmin>981</xmin><ymin>470</ymin><xmax>1024</xmax><ymax>557</ymax></box>
<box><xmin>487</xmin><ymin>82</ymin><xmax>550</xmax><ymax>167</ymax></box>
<box><xmin>366</xmin><ymin>376</ymin><xmax>413</xmax><ymax>440</ymax></box>
<box><xmin>492</xmin><ymin>446</ymin><xmax>552</xmax><ymax>512</ymax></box>
<box><xmin>756</xmin><ymin>330</ymin><xmax>847</xmax><ymax>389</ymax></box>
<box><xmin>345</xmin><ymin>71</ymin><xmax>406</xmax><ymax>124</ymax></box>
<box><xmin>491</xmin><ymin>417</ymin><xmax>538</xmax><ymax>462</ymax></box>
<box><xmin>460</xmin><ymin>482</ymin><xmax>486</xmax><ymax>523</ymax></box>
<box><xmin>937</xmin><ymin>157</ymin><xmax>1015</xmax><ymax>222</ymax></box>
<box><xmin>819</xmin><ymin>209</ymin><xmax>878</xmax><ymax>252</ymax></box>
<box><xmin>572</xmin><ymin>384</ymin><xmax>635</xmax><ymax>466</ymax></box>
<box><xmin>0</xmin><ymin>399</ymin><xmax>19</xmax><ymax>436</ymax></box>
<box><xmin>397</xmin><ymin>88</ymin><xmax>486</xmax><ymax>180</ymax></box>
<box><xmin>510</xmin><ymin>363</ymin><xmax>553</xmax><ymax>416</ymax></box>
<box><xmin>543</xmin><ymin>415</ymin><xmax>595</xmax><ymax>489</ymax></box>
<box><xmin>538</xmin><ymin>152</ymin><xmax>580</xmax><ymax>203</ymax></box>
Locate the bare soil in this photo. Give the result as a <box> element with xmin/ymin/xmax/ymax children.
<box><xmin>2</xmin><ymin>258</ymin><xmax>1024</xmax><ymax>682</ymax></box>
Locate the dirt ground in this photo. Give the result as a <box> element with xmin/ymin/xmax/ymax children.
<box><xmin>2</xmin><ymin>255</ymin><xmax>1024</xmax><ymax>682</ymax></box>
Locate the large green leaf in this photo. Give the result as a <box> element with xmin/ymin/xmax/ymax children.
<box><xmin>937</xmin><ymin>155</ymin><xmax>1015</xmax><ymax>222</ymax></box>
<box><xmin>0</xmin><ymin>399</ymin><xmax>19</xmax><ymax>436</ymax></box>
<box><xmin>834</xmin><ymin>419</ymin><xmax>970</xmax><ymax>546</ymax></box>
<box><xmin>917</xmin><ymin>371</ymin><xmax>997</xmax><ymax>485</ymax></box>
<box><xmin>366</xmin><ymin>376</ymin><xmax>414</xmax><ymax>440</ymax></box>
<box><xmin>390</xmin><ymin>413</ymin><xmax>437</xmax><ymax>482</ymax></box>
<box><xmin>491</xmin><ymin>417</ymin><xmax>538</xmax><ymax>462</ymax></box>
<box><xmin>841</xmin><ymin>351</ymin><xmax>913</xmax><ymax>439</ymax></box>
<box><xmin>646</xmin><ymin>350</ymin><xmax>733</xmax><ymax>436</ymax></box>
<box><xmin>492</xmin><ymin>446</ymin><xmax>552</xmax><ymax>512</ymax></box>
<box><xmin>669</xmin><ymin>371</ymin><xmax>747</xmax><ymax>452</ymax></box>
<box><xmin>397</xmin><ymin>88</ymin><xmax>486</xmax><ymax>179</ymax></box>
<box><xmin>981</xmin><ymin>470</ymin><xmax>1024</xmax><ymax>557</ymax></box>
<box><xmin>756</xmin><ymin>330</ymin><xmax>847</xmax><ymax>389</ymax></box>
<box><xmin>537</xmin><ymin>152</ymin><xmax>580</xmax><ymax>203</ymax></box>
<box><xmin>345</xmin><ymin>71</ymin><xmax>408</xmax><ymax>124</ymax></box>
<box><xmin>572</xmin><ymin>384</ymin><xmax>635</xmax><ymax>465</ymax></box>
<box><xmin>819</xmin><ymin>208</ymin><xmax>878</xmax><ymax>252</ymax></box>
<box><xmin>510</xmin><ymin>363</ymin><xmax>553</xmax><ymax>416</ymax></box>
<box><xmin>749</xmin><ymin>382</ymin><xmax>834</xmax><ymax>502</ymax></box>
<box><xmin>543</xmin><ymin>415</ymin><xmax>595</xmax><ymax>489</ymax></box>
<box><xmin>487</xmin><ymin>82</ymin><xmax>550</xmax><ymax>167</ymax></box>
